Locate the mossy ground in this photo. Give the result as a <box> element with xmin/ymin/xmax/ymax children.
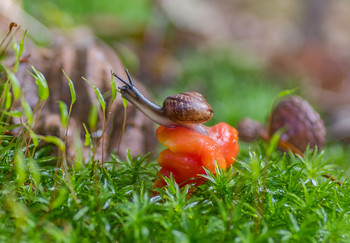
<box><xmin>1</xmin><ymin>2</ymin><xmax>350</xmax><ymax>241</ymax></box>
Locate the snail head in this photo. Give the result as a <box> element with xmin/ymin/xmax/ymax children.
<box><xmin>112</xmin><ymin>69</ymin><xmax>139</xmax><ymax>100</ymax></box>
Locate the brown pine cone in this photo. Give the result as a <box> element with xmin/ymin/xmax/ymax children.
<box><xmin>236</xmin><ymin>118</ymin><xmax>266</xmax><ymax>142</ymax></box>
<box><xmin>269</xmin><ymin>96</ymin><xmax>326</xmax><ymax>152</ymax></box>
<box><xmin>237</xmin><ymin>95</ymin><xmax>326</xmax><ymax>154</ymax></box>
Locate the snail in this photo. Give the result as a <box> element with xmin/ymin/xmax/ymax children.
<box><xmin>237</xmin><ymin>95</ymin><xmax>326</xmax><ymax>155</ymax></box>
<box><xmin>113</xmin><ymin>70</ymin><xmax>213</xmax><ymax>135</ymax></box>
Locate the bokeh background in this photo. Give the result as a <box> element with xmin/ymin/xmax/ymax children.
<box><xmin>2</xmin><ymin>0</ymin><xmax>350</xmax><ymax>144</ymax></box>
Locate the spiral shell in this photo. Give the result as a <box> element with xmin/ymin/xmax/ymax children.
<box><xmin>163</xmin><ymin>92</ymin><xmax>213</xmax><ymax>123</ymax></box>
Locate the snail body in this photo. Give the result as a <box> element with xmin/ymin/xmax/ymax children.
<box><xmin>113</xmin><ymin>70</ymin><xmax>213</xmax><ymax>135</ymax></box>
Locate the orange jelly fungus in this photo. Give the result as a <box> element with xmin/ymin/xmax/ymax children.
<box><xmin>154</xmin><ymin>122</ymin><xmax>239</xmax><ymax>188</ymax></box>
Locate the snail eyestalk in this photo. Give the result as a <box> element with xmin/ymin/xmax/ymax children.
<box><xmin>125</xmin><ymin>69</ymin><xmax>134</xmax><ymax>86</ymax></box>
<box><xmin>113</xmin><ymin>71</ymin><xmax>133</xmax><ymax>89</ymax></box>
<box><xmin>113</xmin><ymin>69</ymin><xmax>209</xmax><ymax>135</ymax></box>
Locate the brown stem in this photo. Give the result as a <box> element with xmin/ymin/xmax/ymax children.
<box><xmin>117</xmin><ymin>102</ymin><xmax>127</xmax><ymax>156</ymax></box>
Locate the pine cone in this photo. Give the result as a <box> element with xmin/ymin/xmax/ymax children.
<box><xmin>269</xmin><ymin>96</ymin><xmax>326</xmax><ymax>152</ymax></box>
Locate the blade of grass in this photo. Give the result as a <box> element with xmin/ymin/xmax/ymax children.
<box><xmin>28</xmin><ymin>66</ymin><xmax>49</xmax><ymax>101</ymax></box>
<box><xmin>82</xmin><ymin>77</ymin><xmax>106</xmax><ymax>112</ymax></box>
<box><xmin>82</xmin><ymin>123</ymin><xmax>92</xmax><ymax>147</ymax></box>
<box><xmin>12</xmin><ymin>30</ymin><xmax>27</xmax><ymax>73</ymax></box>
<box><xmin>110</xmin><ymin>71</ymin><xmax>117</xmax><ymax>102</ymax></box>
<box><xmin>57</xmin><ymin>101</ymin><xmax>68</xmax><ymax>129</ymax></box>
<box><xmin>117</xmin><ymin>97</ymin><xmax>128</xmax><ymax>156</ymax></box>
<box><xmin>62</xmin><ymin>69</ymin><xmax>76</xmax><ymax>105</ymax></box>
<box><xmin>21</xmin><ymin>97</ymin><xmax>33</xmax><ymax>126</ymax></box>
<box><xmin>3</xmin><ymin>65</ymin><xmax>21</xmax><ymax>100</ymax></box>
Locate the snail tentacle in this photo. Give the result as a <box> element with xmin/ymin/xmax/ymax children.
<box><xmin>125</xmin><ymin>69</ymin><xmax>135</xmax><ymax>86</ymax></box>
<box><xmin>112</xmin><ymin>72</ymin><xmax>133</xmax><ymax>89</ymax></box>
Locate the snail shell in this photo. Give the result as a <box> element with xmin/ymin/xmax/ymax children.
<box><xmin>114</xmin><ymin>70</ymin><xmax>212</xmax><ymax>135</ymax></box>
<box><xmin>269</xmin><ymin>96</ymin><xmax>326</xmax><ymax>152</ymax></box>
<box><xmin>163</xmin><ymin>92</ymin><xmax>213</xmax><ymax>123</ymax></box>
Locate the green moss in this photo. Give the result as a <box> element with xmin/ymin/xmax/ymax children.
<box><xmin>1</xmin><ymin>9</ymin><xmax>349</xmax><ymax>242</ymax></box>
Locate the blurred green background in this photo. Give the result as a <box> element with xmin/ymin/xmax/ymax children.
<box><xmin>20</xmin><ymin>0</ymin><xmax>293</xmax><ymax>127</ymax></box>
<box><xmin>2</xmin><ymin>2</ymin><xmax>350</xmax><ymax>241</ymax></box>
<box><xmin>17</xmin><ymin>0</ymin><xmax>350</xmax><ymax>153</ymax></box>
